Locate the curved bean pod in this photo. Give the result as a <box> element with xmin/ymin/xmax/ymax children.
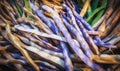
<box><xmin>73</xmin><ymin>10</ymin><xmax>116</xmax><ymax>48</ymax></box>
<box><xmin>30</xmin><ymin>2</ymin><xmax>57</xmax><ymax>33</ymax></box>
<box><xmin>42</xmin><ymin>5</ymin><xmax>104</xmax><ymax>71</ymax></box>
<box><xmin>61</xmin><ymin>15</ymin><xmax>92</xmax><ymax>58</ymax></box>
<box><xmin>76</xmin><ymin>19</ymin><xmax>99</xmax><ymax>54</ymax></box>
<box><xmin>30</xmin><ymin>3</ymin><xmax>73</xmax><ymax>71</ymax></box>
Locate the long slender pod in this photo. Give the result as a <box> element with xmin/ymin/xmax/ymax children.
<box><xmin>73</xmin><ymin>9</ymin><xmax>116</xmax><ymax>48</ymax></box>
<box><xmin>61</xmin><ymin>14</ymin><xmax>92</xmax><ymax>58</ymax></box>
<box><xmin>30</xmin><ymin>2</ymin><xmax>73</xmax><ymax>71</ymax></box>
<box><xmin>42</xmin><ymin>5</ymin><xmax>104</xmax><ymax>71</ymax></box>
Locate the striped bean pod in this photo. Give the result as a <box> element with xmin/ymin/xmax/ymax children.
<box><xmin>63</xmin><ymin>4</ymin><xmax>80</xmax><ymax>32</ymax></box>
<box><xmin>61</xmin><ymin>14</ymin><xmax>92</xmax><ymax>58</ymax></box>
<box><xmin>18</xmin><ymin>3</ymin><xmax>53</xmax><ymax>34</ymax></box>
<box><xmin>15</xmin><ymin>33</ymin><xmax>62</xmax><ymax>55</ymax></box>
<box><xmin>30</xmin><ymin>2</ymin><xmax>57</xmax><ymax>33</ymax></box>
<box><xmin>73</xmin><ymin>10</ymin><xmax>116</xmax><ymax>48</ymax></box>
<box><xmin>25</xmin><ymin>46</ymin><xmax>65</xmax><ymax>70</ymax></box>
<box><xmin>76</xmin><ymin>19</ymin><xmax>99</xmax><ymax>54</ymax></box>
<box><xmin>60</xmin><ymin>42</ymin><xmax>73</xmax><ymax>71</ymax></box>
<box><xmin>42</xmin><ymin>5</ymin><xmax>104</xmax><ymax>71</ymax></box>
<box><xmin>30</xmin><ymin>42</ymin><xmax>63</xmax><ymax>58</ymax></box>
<box><xmin>30</xmin><ymin>3</ymin><xmax>74</xmax><ymax>71</ymax></box>
<box><xmin>23</xmin><ymin>33</ymin><xmax>61</xmax><ymax>52</ymax></box>
<box><xmin>52</xmin><ymin>23</ymin><xmax>73</xmax><ymax>71</ymax></box>
<box><xmin>53</xmin><ymin>23</ymin><xmax>74</xmax><ymax>71</ymax></box>
<box><xmin>54</xmin><ymin>22</ymin><xmax>74</xmax><ymax>70</ymax></box>
<box><xmin>14</xmin><ymin>24</ymin><xmax>66</xmax><ymax>42</ymax></box>
<box><xmin>30</xmin><ymin>2</ymin><xmax>62</xmax><ymax>46</ymax></box>
<box><xmin>62</xmin><ymin>4</ymin><xmax>99</xmax><ymax>54</ymax></box>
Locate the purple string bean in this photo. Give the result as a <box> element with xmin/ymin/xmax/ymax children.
<box><xmin>30</xmin><ymin>3</ymin><xmax>57</xmax><ymax>33</ymax></box>
<box><xmin>73</xmin><ymin>10</ymin><xmax>116</xmax><ymax>48</ymax></box>
<box><xmin>42</xmin><ymin>5</ymin><xmax>104</xmax><ymax>71</ymax></box>
<box><xmin>23</xmin><ymin>33</ymin><xmax>61</xmax><ymax>52</ymax></box>
<box><xmin>54</xmin><ymin>25</ymin><xmax>74</xmax><ymax>71</ymax></box>
<box><xmin>63</xmin><ymin>4</ymin><xmax>80</xmax><ymax>32</ymax></box>
<box><xmin>63</xmin><ymin>4</ymin><xmax>99</xmax><ymax>54</ymax></box>
<box><xmin>30</xmin><ymin>2</ymin><xmax>74</xmax><ymax>71</ymax></box>
<box><xmin>61</xmin><ymin>14</ymin><xmax>92</xmax><ymax>58</ymax></box>
<box><xmin>76</xmin><ymin>19</ymin><xmax>99</xmax><ymax>54</ymax></box>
